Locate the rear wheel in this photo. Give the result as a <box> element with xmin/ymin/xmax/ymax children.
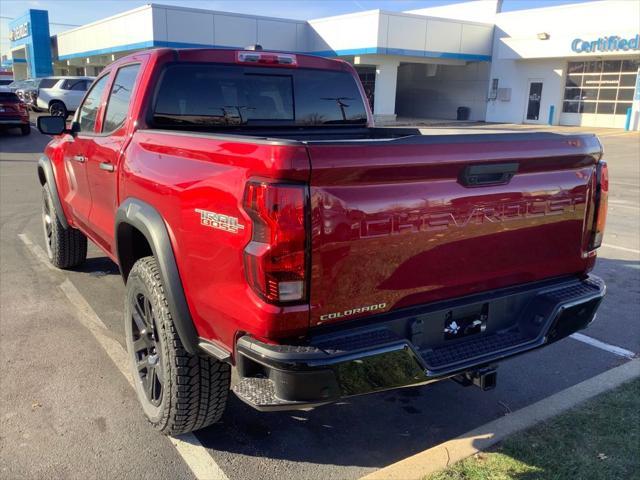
<box><xmin>125</xmin><ymin>256</ymin><xmax>230</xmax><ymax>435</ymax></box>
<box><xmin>49</xmin><ymin>101</ymin><xmax>67</xmax><ymax>117</ymax></box>
<box><xmin>20</xmin><ymin>124</ymin><xmax>30</xmax><ymax>136</ymax></box>
<box><xmin>42</xmin><ymin>184</ymin><xmax>87</xmax><ymax>268</ymax></box>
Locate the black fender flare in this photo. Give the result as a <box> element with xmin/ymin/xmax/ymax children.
<box><xmin>115</xmin><ymin>198</ymin><xmax>199</xmax><ymax>354</ymax></box>
<box><xmin>37</xmin><ymin>156</ymin><xmax>69</xmax><ymax>229</ymax></box>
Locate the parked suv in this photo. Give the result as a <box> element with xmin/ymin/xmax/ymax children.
<box><xmin>0</xmin><ymin>88</ymin><xmax>30</xmax><ymax>135</ymax></box>
<box><xmin>34</xmin><ymin>76</ymin><xmax>94</xmax><ymax>117</ymax></box>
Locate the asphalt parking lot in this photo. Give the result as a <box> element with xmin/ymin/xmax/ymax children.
<box><xmin>1</xmin><ymin>118</ymin><xmax>638</xmax><ymax>480</ymax></box>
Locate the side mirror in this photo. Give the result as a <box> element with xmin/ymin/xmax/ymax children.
<box><xmin>37</xmin><ymin>116</ymin><xmax>68</xmax><ymax>136</ymax></box>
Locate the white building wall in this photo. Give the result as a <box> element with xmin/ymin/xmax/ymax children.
<box><xmin>396</xmin><ymin>62</ymin><xmax>490</xmax><ymax>121</ymax></box>
<box><xmin>308</xmin><ymin>11</ymin><xmax>380</xmax><ymax>54</ymax></box>
<box><xmin>308</xmin><ymin>9</ymin><xmax>493</xmax><ymax>58</ymax></box>
<box><xmin>381</xmin><ymin>11</ymin><xmax>493</xmax><ymax>58</ymax></box>
<box><xmin>487</xmin><ymin>1</ymin><xmax>640</xmax><ymax>127</ymax></box>
<box><xmin>57</xmin><ymin>5</ymin><xmax>154</xmax><ymax>59</ymax></box>
<box><xmin>486</xmin><ymin>59</ymin><xmax>565</xmax><ymax>125</ymax></box>
<box><xmin>151</xmin><ymin>4</ymin><xmax>306</xmax><ymax>52</ymax></box>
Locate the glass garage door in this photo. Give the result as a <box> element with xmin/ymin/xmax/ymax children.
<box><xmin>561</xmin><ymin>59</ymin><xmax>638</xmax><ymax>127</ymax></box>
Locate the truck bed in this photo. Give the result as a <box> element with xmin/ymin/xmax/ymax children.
<box><xmin>136</xmin><ymin>126</ymin><xmax>601</xmax><ymax>330</ymax></box>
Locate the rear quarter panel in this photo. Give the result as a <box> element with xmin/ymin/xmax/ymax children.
<box><xmin>120</xmin><ymin>131</ymin><xmax>311</xmax><ymax>349</ymax></box>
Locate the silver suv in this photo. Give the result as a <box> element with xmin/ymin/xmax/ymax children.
<box><xmin>34</xmin><ymin>76</ymin><xmax>95</xmax><ymax>117</ymax></box>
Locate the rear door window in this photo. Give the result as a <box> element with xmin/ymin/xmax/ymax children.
<box><xmin>62</xmin><ymin>79</ymin><xmax>90</xmax><ymax>91</ymax></box>
<box><xmin>102</xmin><ymin>64</ymin><xmax>140</xmax><ymax>133</ymax></box>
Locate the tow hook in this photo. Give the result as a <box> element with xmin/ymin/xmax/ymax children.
<box><xmin>452</xmin><ymin>366</ymin><xmax>497</xmax><ymax>391</ymax></box>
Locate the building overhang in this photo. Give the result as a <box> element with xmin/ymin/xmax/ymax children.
<box><xmin>497</xmin><ymin>32</ymin><xmax>640</xmax><ymax>60</ymax></box>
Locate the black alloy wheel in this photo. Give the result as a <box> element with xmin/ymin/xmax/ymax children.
<box><xmin>130</xmin><ymin>290</ymin><xmax>164</xmax><ymax>406</ymax></box>
<box><xmin>49</xmin><ymin>102</ymin><xmax>67</xmax><ymax>117</ymax></box>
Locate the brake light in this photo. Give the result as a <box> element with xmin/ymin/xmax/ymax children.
<box><xmin>590</xmin><ymin>161</ymin><xmax>608</xmax><ymax>250</ymax></box>
<box><xmin>243</xmin><ymin>181</ymin><xmax>308</xmax><ymax>304</ymax></box>
<box><xmin>236</xmin><ymin>51</ymin><xmax>297</xmax><ymax>66</ymax></box>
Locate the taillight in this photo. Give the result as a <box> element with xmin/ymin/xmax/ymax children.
<box><xmin>590</xmin><ymin>161</ymin><xmax>608</xmax><ymax>250</ymax></box>
<box><xmin>243</xmin><ymin>181</ymin><xmax>308</xmax><ymax>304</ymax></box>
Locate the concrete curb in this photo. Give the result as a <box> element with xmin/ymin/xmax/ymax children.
<box><xmin>361</xmin><ymin>358</ymin><xmax>640</xmax><ymax>480</ymax></box>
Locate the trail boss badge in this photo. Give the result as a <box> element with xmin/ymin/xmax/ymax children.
<box><xmin>195</xmin><ymin>209</ymin><xmax>245</xmax><ymax>234</ymax></box>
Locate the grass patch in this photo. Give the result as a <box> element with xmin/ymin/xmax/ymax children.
<box><xmin>428</xmin><ymin>378</ymin><xmax>640</xmax><ymax>480</ymax></box>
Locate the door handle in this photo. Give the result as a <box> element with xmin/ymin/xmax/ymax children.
<box><xmin>459</xmin><ymin>162</ymin><xmax>519</xmax><ymax>187</ymax></box>
<box><xmin>99</xmin><ymin>162</ymin><xmax>115</xmax><ymax>172</ymax></box>
<box><xmin>73</xmin><ymin>155</ymin><xmax>86</xmax><ymax>163</ymax></box>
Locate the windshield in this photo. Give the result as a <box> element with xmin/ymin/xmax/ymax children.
<box><xmin>10</xmin><ymin>79</ymin><xmax>37</xmax><ymax>90</ymax></box>
<box><xmin>153</xmin><ymin>64</ymin><xmax>368</xmax><ymax>128</ymax></box>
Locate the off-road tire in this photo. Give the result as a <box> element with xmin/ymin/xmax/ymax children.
<box><xmin>42</xmin><ymin>184</ymin><xmax>87</xmax><ymax>268</ymax></box>
<box><xmin>125</xmin><ymin>256</ymin><xmax>230</xmax><ymax>435</ymax></box>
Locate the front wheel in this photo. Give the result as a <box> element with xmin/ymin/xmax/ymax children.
<box><xmin>125</xmin><ymin>257</ymin><xmax>230</xmax><ymax>435</ymax></box>
<box><xmin>42</xmin><ymin>184</ymin><xmax>87</xmax><ymax>268</ymax></box>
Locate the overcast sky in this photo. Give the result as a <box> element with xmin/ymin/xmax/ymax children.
<box><xmin>0</xmin><ymin>0</ymin><xmax>597</xmax><ymax>59</ymax></box>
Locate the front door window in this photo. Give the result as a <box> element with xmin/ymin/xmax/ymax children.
<box><xmin>76</xmin><ymin>75</ymin><xmax>109</xmax><ymax>132</ymax></box>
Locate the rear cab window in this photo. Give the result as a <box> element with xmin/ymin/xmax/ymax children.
<box><xmin>152</xmin><ymin>63</ymin><xmax>367</xmax><ymax>129</ymax></box>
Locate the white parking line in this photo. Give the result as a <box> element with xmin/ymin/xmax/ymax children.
<box><xmin>570</xmin><ymin>332</ymin><xmax>636</xmax><ymax>359</ymax></box>
<box><xmin>608</xmin><ymin>202</ymin><xmax>639</xmax><ymax>211</ymax></box>
<box><xmin>597</xmin><ymin>130</ymin><xmax>640</xmax><ymax>137</ymax></box>
<box><xmin>18</xmin><ymin>234</ymin><xmax>229</xmax><ymax>480</ymax></box>
<box><xmin>609</xmin><ymin>181</ymin><xmax>639</xmax><ymax>188</ymax></box>
<box><xmin>601</xmin><ymin>243</ymin><xmax>640</xmax><ymax>255</ymax></box>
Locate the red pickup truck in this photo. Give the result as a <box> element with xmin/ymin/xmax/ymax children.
<box><xmin>37</xmin><ymin>48</ymin><xmax>607</xmax><ymax>435</ymax></box>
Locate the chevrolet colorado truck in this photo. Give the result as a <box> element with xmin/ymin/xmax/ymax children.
<box><xmin>37</xmin><ymin>48</ymin><xmax>607</xmax><ymax>435</ymax></box>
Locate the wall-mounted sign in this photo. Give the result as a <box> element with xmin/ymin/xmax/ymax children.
<box><xmin>571</xmin><ymin>34</ymin><xmax>640</xmax><ymax>53</ymax></box>
<box><xmin>9</xmin><ymin>22</ymin><xmax>30</xmax><ymax>42</ymax></box>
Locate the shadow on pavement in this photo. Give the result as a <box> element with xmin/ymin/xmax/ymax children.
<box><xmin>74</xmin><ymin>256</ymin><xmax>121</xmax><ymax>277</ymax></box>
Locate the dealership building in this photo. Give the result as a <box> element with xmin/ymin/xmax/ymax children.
<box><xmin>5</xmin><ymin>0</ymin><xmax>640</xmax><ymax>129</ymax></box>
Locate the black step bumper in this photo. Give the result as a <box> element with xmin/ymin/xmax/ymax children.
<box><xmin>232</xmin><ymin>274</ymin><xmax>605</xmax><ymax>411</ymax></box>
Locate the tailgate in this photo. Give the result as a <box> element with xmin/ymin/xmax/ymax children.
<box><xmin>307</xmin><ymin>133</ymin><xmax>602</xmax><ymax>327</ymax></box>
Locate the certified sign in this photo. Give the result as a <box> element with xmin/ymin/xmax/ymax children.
<box><xmin>571</xmin><ymin>34</ymin><xmax>640</xmax><ymax>53</ymax></box>
<box><xmin>9</xmin><ymin>22</ymin><xmax>30</xmax><ymax>42</ymax></box>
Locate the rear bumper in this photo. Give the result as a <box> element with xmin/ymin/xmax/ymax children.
<box><xmin>232</xmin><ymin>274</ymin><xmax>605</xmax><ymax>411</ymax></box>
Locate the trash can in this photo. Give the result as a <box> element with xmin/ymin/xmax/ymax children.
<box><xmin>457</xmin><ymin>106</ymin><xmax>470</xmax><ymax>121</ymax></box>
